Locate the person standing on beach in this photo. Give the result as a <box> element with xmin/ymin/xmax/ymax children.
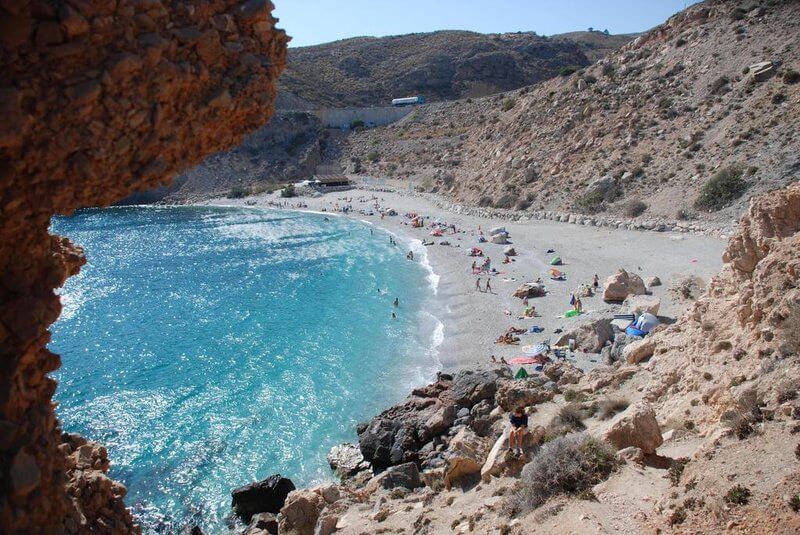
<box><xmin>393</xmin><ymin>297</ymin><xmax>399</xmax><ymax>307</ymax></box>
<box><xmin>485</xmin><ymin>278</ymin><xmax>492</xmax><ymax>294</ymax></box>
<box><xmin>476</xmin><ymin>278</ymin><xmax>482</xmax><ymax>292</ymax></box>
<box><xmin>593</xmin><ymin>274</ymin><xmax>599</xmax><ymax>289</ymax></box>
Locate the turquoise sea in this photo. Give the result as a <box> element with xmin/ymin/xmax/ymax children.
<box><xmin>49</xmin><ymin>206</ymin><xmax>442</xmax><ymax>533</ymax></box>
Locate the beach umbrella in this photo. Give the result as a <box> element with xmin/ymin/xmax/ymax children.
<box><xmin>523</xmin><ymin>343</ymin><xmax>549</xmax><ymax>357</ymax></box>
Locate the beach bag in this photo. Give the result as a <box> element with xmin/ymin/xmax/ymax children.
<box><xmin>569</xmin><ymin>294</ymin><xmax>576</xmax><ymax>306</ymax></box>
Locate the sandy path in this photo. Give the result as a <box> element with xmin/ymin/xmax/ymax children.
<box><xmin>204</xmin><ymin>187</ymin><xmax>725</xmax><ymax>373</ymax></box>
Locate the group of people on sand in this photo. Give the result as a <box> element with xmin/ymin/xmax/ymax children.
<box><xmin>472</xmin><ymin>256</ymin><xmax>492</xmax><ymax>274</ymax></box>
<box><xmin>495</xmin><ymin>326</ymin><xmax>523</xmax><ymax>345</ymax></box>
<box><xmin>475</xmin><ymin>277</ymin><xmax>493</xmax><ymax>293</ymax></box>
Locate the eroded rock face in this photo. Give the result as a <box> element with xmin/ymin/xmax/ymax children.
<box><xmin>0</xmin><ymin>1</ymin><xmax>287</xmax><ymax>531</ymax></box>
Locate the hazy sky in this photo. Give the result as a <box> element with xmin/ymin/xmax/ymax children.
<box><xmin>274</xmin><ymin>0</ymin><xmax>700</xmax><ymax>48</ymax></box>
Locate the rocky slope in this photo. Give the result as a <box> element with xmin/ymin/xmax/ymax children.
<box><xmin>345</xmin><ymin>0</ymin><xmax>800</xmax><ymax>227</ymax></box>
<box><xmin>279</xmin><ymin>30</ymin><xmax>634</xmax><ymax>108</ymax></box>
<box><xmin>251</xmin><ymin>182</ymin><xmax>800</xmax><ymax>534</ymax></box>
<box><xmin>0</xmin><ymin>0</ymin><xmax>287</xmax><ymax>532</ymax></box>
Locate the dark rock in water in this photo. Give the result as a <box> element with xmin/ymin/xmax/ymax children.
<box><xmin>373</xmin><ymin>462</ymin><xmax>422</xmax><ymax>490</ymax></box>
<box><xmin>231</xmin><ymin>474</ymin><xmax>295</xmax><ymax>522</ymax></box>
<box><xmin>451</xmin><ymin>367</ymin><xmax>511</xmax><ymax>408</ymax></box>
<box><xmin>247</xmin><ymin>512</ymin><xmax>278</xmax><ymax>534</ymax></box>
<box><xmin>181</xmin><ymin>526</ymin><xmax>203</xmax><ymax>535</ymax></box>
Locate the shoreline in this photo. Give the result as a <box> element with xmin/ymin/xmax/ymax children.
<box><xmin>201</xmin><ymin>186</ymin><xmax>727</xmax><ymax>374</ymax></box>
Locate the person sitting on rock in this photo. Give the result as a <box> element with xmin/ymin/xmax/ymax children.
<box><xmin>509</xmin><ymin>406</ymin><xmax>528</xmax><ymax>455</ymax></box>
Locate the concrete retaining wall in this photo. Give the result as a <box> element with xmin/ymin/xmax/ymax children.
<box><xmin>312</xmin><ymin>106</ymin><xmax>414</xmax><ymax>128</ymax></box>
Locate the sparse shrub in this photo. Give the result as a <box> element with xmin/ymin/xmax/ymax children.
<box><xmin>623</xmin><ymin>199</ymin><xmax>648</xmax><ymax>218</ymax></box>
<box><xmin>667</xmin><ymin>458</ymin><xmax>689</xmax><ymax>486</ymax></box>
<box><xmin>777</xmin><ymin>380</ymin><xmax>799</xmax><ymax>404</ymax></box>
<box><xmin>350</xmin><ymin>119</ymin><xmax>364</xmax><ymax>129</ymax></box>
<box><xmin>548</xmin><ymin>404</ymin><xmax>586</xmax><ymax>435</ymax></box>
<box><xmin>658</xmin><ymin>97</ymin><xmax>673</xmax><ymax>109</ymax></box>
<box><xmin>559</xmin><ymin>65</ymin><xmax>579</xmax><ymax>77</ymax></box>
<box><xmin>366</xmin><ymin>150</ymin><xmax>380</xmax><ymax>162</ymax></box>
<box><xmin>789</xmin><ymin>494</ymin><xmax>800</xmax><ymax>512</ymax></box>
<box><xmin>720</xmin><ymin>410</ymin><xmax>754</xmax><ymax>439</ymax></box>
<box><xmin>501</xmin><ymin>98</ymin><xmax>516</xmax><ymax>112</ymax></box>
<box><xmin>515</xmin><ymin>198</ymin><xmax>532</xmax><ymax>211</ymax></box>
<box><xmin>582</xmin><ymin>74</ymin><xmax>597</xmax><ymax>85</ymax></box>
<box><xmin>601</xmin><ymin>63</ymin><xmax>615</xmax><ymax>77</ymax></box>
<box><xmin>676</xmin><ymin>208</ymin><xmax>697</xmax><ymax>221</ymax></box>
<box><xmin>478</xmin><ymin>196</ymin><xmax>493</xmax><ymax>207</ymax></box>
<box><xmin>226</xmin><ymin>185</ymin><xmax>250</xmax><ymax>199</ymax></box>
<box><xmin>795</xmin><ymin>443</ymin><xmax>800</xmax><ymax>461</ymax></box>
<box><xmin>675</xmin><ymin>38</ymin><xmax>687</xmax><ymax>47</ymax></box>
<box><xmin>597</xmin><ymin>397</ymin><xmax>629</xmax><ymax>420</ymax></box>
<box><xmin>494</xmin><ymin>194</ymin><xmax>516</xmax><ymax>209</ymax></box>
<box><xmin>279</xmin><ymin>184</ymin><xmax>296</xmax><ymax>198</ymax></box>
<box><xmin>784</xmin><ymin>69</ymin><xmax>800</xmax><ymax>84</ymax></box>
<box><xmin>563</xmin><ymin>389</ymin><xmax>587</xmax><ymax>403</ymax></box>
<box><xmin>694</xmin><ymin>164</ymin><xmax>748</xmax><ymax>211</ymax></box>
<box><xmin>668</xmin><ymin>506</ymin><xmax>687</xmax><ymax>525</ymax></box>
<box><xmin>723</xmin><ymin>484</ymin><xmax>751</xmax><ymax>505</ymax></box>
<box><xmin>772</xmin><ymin>93</ymin><xmax>787</xmax><ymax>104</ymax></box>
<box><xmin>507</xmin><ymin>434</ymin><xmax>617</xmax><ymax>513</ymax></box>
<box><xmin>575</xmin><ymin>190</ymin><xmax>606</xmax><ymax>214</ymax></box>
<box><xmin>730</xmin><ymin>7</ymin><xmax>747</xmax><ymax>21</ymax></box>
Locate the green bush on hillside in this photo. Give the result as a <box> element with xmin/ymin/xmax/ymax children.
<box><xmin>784</xmin><ymin>69</ymin><xmax>800</xmax><ymax>84</ymax></box>
<box><xmin>559</xmin><ymin>65</ymin><xmax>579</xmax><ymax>77</ymax></box>
<box><xmin>227</xmin><ymin>185</ymin><xmax>250</xmax><ymax>199</ymax></box>
<box><xmin>501</xmin><ymin>98</ymin><xmax>516</xmax><ymax>112</ymax></box>
<box><xmin>366</xmin><ymin>150</ymin><xmax>380</xmax><ymax>162</ymax></box>
<box><xmin>350</xmin><ymin>119</ymin><xmax>365</xmax><ymax>129</ymax></box>
<box><xmin>280</xmin><ymin>184</ymin><xmax>296</xmax><ymax>198</ymax></box>
<box><xmin>694</xmin><ymin>165</ymin><xmax>748</xmax><ymax>211</ymax></box>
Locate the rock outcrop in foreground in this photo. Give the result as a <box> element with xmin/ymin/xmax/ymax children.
<box><xmin>0</xmin><ymin>0</ymin><xmax>287</xmax><ymax>531</ymax></box>
<box><xmin>277</xmin><ymin>183</ymin><xmax>799</xmax><ymax>534</ymax></box>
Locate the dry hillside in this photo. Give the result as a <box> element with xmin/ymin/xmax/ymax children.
<box><xmin>278</xmin><ymin>30</ymin><xmax>633</xmax><ymax>108</ymax></box>
<box><xmin>345</xmin><ymin>0</ymin><xmax>800</xmax><ymax>227</ymax></box>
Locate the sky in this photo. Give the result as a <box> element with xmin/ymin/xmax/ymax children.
<box><xmin>273</xmin><ymin>0</ymin><xmax>700</xmax><ymax>48</ymax></box>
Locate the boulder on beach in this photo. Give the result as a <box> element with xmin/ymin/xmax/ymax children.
<box><xmin>231</xmin><ymin>474</ymin><xmax>296</xmax><ymax>522</ymax></box>
<box><xmin>603</xmin><ymin>269</ymin><xmax>646</xmax><ymax>302</ymax></box>
<box><xmin>491</xmin><ymin>233</ymin><xmax>509</xmax><ymax>244</ymax></box>
<box><xmin>646</xmin><ymin>276</ymin><xmax>662</xmax><ymax>287</ymax></box>
<box><xmin>512</xmin><ymin>282</ymin><xmax>546</xmax><ymax>299</ymax></box>
<box><xmin>504</xmin><ymin>246</ymin><xmax>516</xmax><ymax>256</ymax></box>
<box><xmin>554</xmin><ymin>317</ymin><xmax>613</xmax><ymax>353</ymax></box>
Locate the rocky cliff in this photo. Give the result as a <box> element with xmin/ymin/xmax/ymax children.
<box><xmin>0</xmin><ymin>0</ymin><xmax>287</xmax><ymax>532</ymax></box>
<box><xmin>346</xmin><ymin>0</ymin><xmax>800</xmax><ymax>226</ymax></box>
<box><xmin>266</xmin><ymin>183</ymin><xmax>799</xmax><ymax>534</ymax></box>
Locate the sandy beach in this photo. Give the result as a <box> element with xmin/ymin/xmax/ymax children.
<box><xmin>205</xmin><ymin>185</ymin><xmax>726</xmax><ymax>373</ymax></box>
